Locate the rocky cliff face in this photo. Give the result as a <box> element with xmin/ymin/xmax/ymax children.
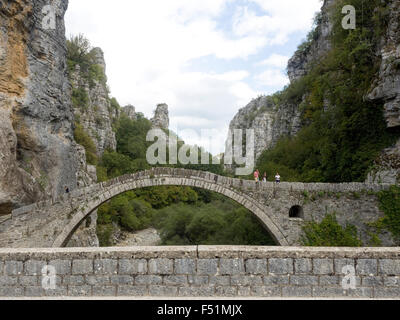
<box><xmin>122</xmin><ymin>104</ymin><xmax>137</xmax><ymax>121</ymax></box>
<box><xmin>0</xmin><ymin>0</ymin><xmax>82</xmax><ymax>215</ymax></box>
<box><xmin>226</xmin><ymin>96</ymin><xmax>301</xmax><ymax>160</ymax></box>
<box><xmin>151</xmin><ymin>103</ymin><xmax>169</xmax><ymax>129</ymax></box>
<box><xmin>366</xmin><ymin>0</ymin><xmax>400</xmax><ymax>184</ymax></box>
<box><xmin>0</xmin><ymin>0</ymin><xmax>100</xmax><ymax>247</ymax></box>
<box><xmin>287</xmin><ymin>0</ymin><xmax>335</xmax><ymax>82</ymax></box>
<box><xmin>70</xmin><ymin>48</ymin><xmax>117</xmax><ymax>156</ymax></box>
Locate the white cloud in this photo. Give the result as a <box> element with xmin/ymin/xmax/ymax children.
<box><xmin>255</xmin><ymin>69</ymin><xmax>289</xmax><ymax>87</ymax></box>
<box><xmin>233</xmin><ymin>0</ymin><xmax>322</xmax><ymax>44</ymax></box>
<box><xmin>257</xmin><ymin>54</ymin><xmax>290</xmax><ymax>68</ymax></box>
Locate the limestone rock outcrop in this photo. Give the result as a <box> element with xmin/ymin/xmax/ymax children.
<box><xmin>366</xmin><ymin>0</ymin><xmax>400</xmax><ymax>184</ymax></box>
<box><xmin>0</xmin><ymin>0</ymin><xmax>80</xmax><ymax>215</ymax></box>
<box><xmin>287</xmin><ymin>0</ymin><xmax>334</xmax><ymax>82</ymax></box>
<box><xmin>122</xmin><ymin>104</ymin><xmax>137</xmax><ymax>121</ymax></box>
<box><xmin>151</xmin><ymin>103</ymin><xmax>169</xmax><ymax>129</ymax></box>
<box><xmin>226</xmin><ymin>96</ymin><xmax>301</xmax><ymax>161</ymax></box>
<box><xmin>70</xmin><ymin>48</ymin><xmax>117</xmax><ymax>157</ymax></box>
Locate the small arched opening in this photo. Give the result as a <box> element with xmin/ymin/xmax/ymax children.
<box><xmin>289</xmin><ymin>205</ymin><xmax>304</xmax><ymax>219</ymax></box>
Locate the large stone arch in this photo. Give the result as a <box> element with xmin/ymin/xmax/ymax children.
<box><xmin>52</xmin><ymin>169</ymin><xmax>290</xmax><ymax>247</ymax></box>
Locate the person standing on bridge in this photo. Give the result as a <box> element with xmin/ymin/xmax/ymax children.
<box><xmin>275</xmin><ymin>173</ymin><xmax>281</xmax><ymax>184</ymax></box>
<box><xmin>263</xmin><ymin>172</ymin><xmax>267</xmax><ymax>182</ymax></box>
<box><xmin>254</xmin><ymin>170</ymin><xmax>260</xmax><ymax>182</ymax></box>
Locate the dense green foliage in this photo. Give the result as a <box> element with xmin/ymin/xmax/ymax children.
<box><xmin>377</xmin><ymin>186</ymin><xmax>400</xmax><ymax>241</ymax></box>
<box><xmin>256</xmin><ymin>0</ymin><xmax>399</xmax><ymax>183</ymax></box>
<box><xmin>153</xmin><ymin>197</ymin><xmax>276</xmax><ymax>246</ymax></box>
<box><xmin>67</xmin><ymin>34</ymin><xmax>107</xmax><ymax>88</ymax></box>
<box><xmin>301</xmin><ymin>214</ymin><xmax>362</xmax><ymax>247</ymax></box>
<box><xmin>73</xmin><ymin>123</ymin><xmax>98</xmax><ymax>165</ymax></box>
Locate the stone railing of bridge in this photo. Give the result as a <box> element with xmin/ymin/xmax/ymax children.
<box><xmin>0</xmin><ymin>168</ymin><xmax>393</xmax><ymax>248</ymax></box>
<box><xmin>0</xmin><ymin>246</ymin><xmax>399</xmax><ymax>299</ymax></box>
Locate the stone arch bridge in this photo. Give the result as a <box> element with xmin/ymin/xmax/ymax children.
<box><xmin>0</xmin><ymin>168</ymin><xmax>391</xmax><ymax>248</ymax></box>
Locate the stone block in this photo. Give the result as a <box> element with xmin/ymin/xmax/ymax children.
<box><xmin>188</xmin><ymin>275</ymin><xmax>209</xmax><ymax>286</ymax></box>
<box><xmin>135</xmin><ymin>275</ymin><xmax>162</xmax><ymax>285</ymax></box>
<box><xmin>0</xmin><ymin>287</ymin><xmax>24</xmax><ymax>297</ymax></box>
<box><xmin>110</xmin><ymin>275</ymin><xmax>133</xmax><ymax>285</ymax></box>
<box><xmin>119</xmin><ymin>259</ymin><xmax>147</xmax><ymax>275</ymax></box>
<box><xmin>379</xmin><ymin>259</ymin><xmax>400</xmax><ymax>275</ymax></box>
<box><xmin>92</xmin><ymin>286</ymin><xmax>116</xmax><ymax>296</ymax></box>
<box><xmin>215</xmin><ymin>286</ymin><xmax>237</xmax><ymax>297</ymax></box>
<box><xmin>174</xmin><ymin>259</ymin><xmax>196</xmax><ymax>275</ymax></box>
<box><xmin>245</xmin><ymin>259</ymin><xmax>267</xmax><ymax>275</ymax></box>
<box><xmin>25</xmin><ymin>287</ymin><xmax>44</xmax><ymax>297</ymax></box>
<box><xmin>250</xmin><ymin>286</ymin><xmax>281</xmax><ymax>297</ymax></box>
<box><xmin>356</xmin><ymin>259</ymin><xmax>378</xmax><ymax>276</ymax></box>
<box><xmin>294</xmin><ymin>259</ymin><xmax>312</xmax><ymax>274</ymax></box>
<box><xmin>19</xmin><ymin>276</ymin><xmax>38</xmax><ymax>286</ymax></box>
<box><xmin>163</xmin><ymin>275</ymin><xmax>188</xmax><ymax>286</ymax></box>
<box><xmin>85</xmin><ymin>275</ymin><xmax>110</xmax><ymax>286</ymax></box>
<box><xmin>68</xmin><ymin>285</ymin><xmax>92</xmax><ymax>297</ymax></box>
<box><xmin>148</xmin><ymin>259</ymin><xmax>173</xmax><ymax>275</ymax></box>
<box><xmin>384</xmin><ymin>276</ymin><xmax>400</xmax><ymax>286</ymax></box>
<box><xmin>94</xmin><ymin>259</ymin><xmax>118</xmax><ymax>275</ymax></box>
<box><xmin>290</xmin><ymin>275</ymin><xmax>318</xmax><ymax>286</ymax></box>
<box><xmin>282</xmin><ymin>286</ymin><xmax>312</xmax><ymax>297</ymax></box>
<box><xmin>24</xmin><ymin>260</ymin><xmax>47</xmax><ymax>276</ymax></box>
<box><xmin>263</xmin><ymin>275</ymin><xmax>290</xmax><ymax>285</ymax></box>
<box><xmin>49</xmin><ymin>260</ymin><xmax>71</xmax><ymax>275</ymax></box>
<box><xmin>149</xmin><ymin>285</ymin><xmax>178</xmax><ymax>296</ymax></box>
<box><xmin>319</xmin><ymin>276</ymin><xmax>339</xmax><ymax>286</ymax></box>
<box><xmin>63</xmin><ymin>275</ymin><xmax>85</xmax><ymax>286</ymax></box>
<box><xmin>5</xmin><ymin>261</ymin><xmax>23</xmax><ymax>276</ymax></box>
<box><xmin>313</xmin><ymin>259</ymin><xmax>334</xmax><ymax>275</ymax></box>
<box><xmin>0</xmin><ymin>276</ymin><xmax>18</xmax><ymax>286</ymax></box>
<box><xmin>361</xmin><ymin>276</ymin><xmax>383</xmax><ymax>287</ymax></box>
<box><xmin>269</xmin><ymin>258</ymin><xmax>293</xmax><ymax>275</ymax></box>
<box><xmin>117</xmin><ymin>286</ymin><xmax>147</xmax><ymax>296</ymax></box>
<box><xmin>178</xmin><ymin>287</ymin><xmax>214</xmax><ymax>297</ymax></box>
<box><xmin>197</xmin><ymin>259</ymin><xmax>218</xmax><ymax>275</ymax></box>
<box><xmin>312</xmin><ymin>287</ymin><xmax>347</xmax><ymax>298</ymax></box>
<box><xmin>334</xmin><ymin>259</ymin><xmax>355</xmax><ymax>274</ymax></box>
<box><xmin>375</xmin><ymin>287</ymin><xmax>400</xmax><ymax>298</ymax></box>
<box><xmin>220</xmin><ymin>259</ymin><xmax>245</xmax><ymax>275</ymax></box>
<box><xmin>231</xmin><ymin>275</ymin><xmax>263</xmax><ymax>286</ymax></box>
<box><xmin>72</xmin><ymin>260</ymin><xmax>93</xmax><ymax>275</ymax></box>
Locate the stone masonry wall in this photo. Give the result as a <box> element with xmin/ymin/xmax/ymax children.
<box><xmin>0</xmin><ymin>246</ymin><xmax>400</xmax><ymax>298</ymax></box>
<box><xmin>0</xmin><ymin>168</ymin><xmax>393</xmax><ymax>248</ymax></box>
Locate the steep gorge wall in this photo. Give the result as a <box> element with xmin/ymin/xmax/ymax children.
<box><xmin>0</xmin><ymin>0</ymin><xmax>80</xmax><ymax>215</ymax></box>
<box><xmin>70</xmin><ymin>47</ymin><xmax>118</xmax><ymax>157</ymax></box>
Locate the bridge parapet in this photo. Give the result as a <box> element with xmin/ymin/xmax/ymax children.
<box><xmin>0</xmin><ymin>246</ymin><xmax>399</xmax><ymax>298</ymax></box>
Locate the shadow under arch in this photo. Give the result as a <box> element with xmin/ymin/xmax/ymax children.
<box><xmin>53</xmin><ymin>169</ymin><xmax>290</xmax><ymax>247</ymax></box>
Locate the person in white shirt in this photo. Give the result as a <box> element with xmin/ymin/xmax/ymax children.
<box><xmin>275</xmin><ymin>173</ymin><xmax>281</xmax><ymax>184</ymax></box>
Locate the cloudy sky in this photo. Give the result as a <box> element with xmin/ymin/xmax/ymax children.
<box><xmin>65</xmin><ymin>0</ymin><xmax>322</xmax><ymax>154</ymax></box>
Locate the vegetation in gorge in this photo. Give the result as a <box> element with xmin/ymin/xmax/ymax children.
<box><xmin>367</xmin><ymin>186</ymin><xmax>400</xmax><ymax>244</ymax></box>
<box><xmin>95</xmin><ymin>111</ymin><xmax>274</xmax><ymax>246</ymax></box>
<box><xmin>256</xmin><ymin>0</ymin><xmax>399</xmax><ymax>183</ymax></box>
<box><xmin>301</xmin><ymin>214</ymin><xmax>362</xmax><ymax>247</ymax></box>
